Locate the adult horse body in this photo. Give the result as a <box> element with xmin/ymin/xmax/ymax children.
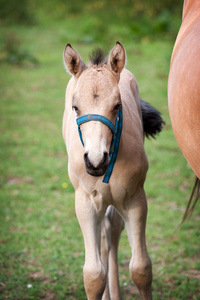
<box><xmin>63</xmin><ymin>42</ymin><xmax>162</xmax><ymax>299</ymax></box>
<box><xmin>168</xmin><ymin>0</ymin><xmax>200</xmax><ymax>179</ymax></box>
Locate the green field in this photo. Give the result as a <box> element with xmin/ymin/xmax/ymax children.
<box><xmin>0</xmin><ymin>1</ymin><xmax>200</xmax><ymax>299</ymax></box>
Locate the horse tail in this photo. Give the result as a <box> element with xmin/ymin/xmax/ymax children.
<box><xmin>181</xmin><ymin>176</ymin><xmax>200</xmax><ymax>224</ymax></box>
<box><xmin>139</xmin><ymin>98</ymin><xmax>165</xmax><ymax>139</ymax></box>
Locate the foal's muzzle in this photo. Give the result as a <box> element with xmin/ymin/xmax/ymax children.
<box><xmin>76</xmin><ymin>105</ymin><xmax>123</xmax><ymax>183</ymax></box>
<box><xmin>84</xmin><ymin>151</ymin><xmax>109</xmax><ymax>176</ymax></box>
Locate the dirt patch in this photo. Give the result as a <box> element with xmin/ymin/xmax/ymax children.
<box><xmin>181</xmin><ymin>269</ymin><xmax>200</xmax><ymax>280</ymax></box>
<box><xmin>6</xmin><ymin>176</ymin><xmax>34</xmax><ymax>185</ymax></box>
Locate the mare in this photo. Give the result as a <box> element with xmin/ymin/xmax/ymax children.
<box><xmin>168</xmin><ymin>0</ymin><xmax>200</xmax><ymax>220</ymax></box>
<box><xmin>62</xmin><ymin>42</ymin><xmax>163</xmax><ymax>299</ymax></box>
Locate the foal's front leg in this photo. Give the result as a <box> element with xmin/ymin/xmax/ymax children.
<box><xmin>75</xmin><ymin>189</ymin><xmax>108</xmax><ymax>300</ymax></box>
<box><xmin>106</xmin><ymin>206</ymin><xmax>124</xmax><ymax>300</ymax></box>
<box><xmin>122</xmin><ymin>187</ymin><xmax>152</xmax><ymax>300</ymax></box>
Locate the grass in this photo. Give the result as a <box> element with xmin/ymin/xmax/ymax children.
<box><xmin>0</xmin><ymin>2</ymin><xmax>200</xmax><ymax>299</ymax></box>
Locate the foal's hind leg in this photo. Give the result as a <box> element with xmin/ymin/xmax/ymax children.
<box><xmin>75</xmin><ymin>189</ymin><xmax>108</xmax><ymax>300</ymax></box>
<box><xmin>101</xmin><ymin>216</ymin><xmax>111</xmax><ymax>300</ymax></box>
<box><xmin>122</xmin><ymin>187</ymin><xmax>152</xmax><ymax>300</ymax></box>
<box><xmin>106</xmin><ymin>206</ymin><xmax>124</xmax><ymax>300</ymax></box>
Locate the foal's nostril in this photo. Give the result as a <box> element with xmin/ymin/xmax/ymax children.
<box><xmin>102</xmin><ymin>152</ymin><xmax>109</xmax><ymax>166</ymax></box>
<box><xmin>84</xmin><ymin>152</ymin><xmax>89</xmax><ymax>167</ymax></box>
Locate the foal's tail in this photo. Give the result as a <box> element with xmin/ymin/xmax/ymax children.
<box><xmin>181</xmin><ymin>176</ymin><xmax>200</xmax><ymax>224</ymax></box>
<box><xmin>139</xmin><ymin>98</ymin><xmax>165</xmax><ymax>139</ymax></box>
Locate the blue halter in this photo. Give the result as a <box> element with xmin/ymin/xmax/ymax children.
<box><xmin>76</xmin><ymin>105</ymin><xmax>123</xmax><ymax>183</ymax></box>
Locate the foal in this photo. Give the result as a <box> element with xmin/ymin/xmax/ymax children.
<box><xmin>63</xmin><ymin>42</ymin><xmax>163</xmax><ymax>299</ymax></box>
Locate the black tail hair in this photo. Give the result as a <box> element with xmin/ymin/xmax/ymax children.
<box><xmin>181</xmin><ymin>176</ymin><xmax>200</xmax><ymax>224</ymax></box>
<box><xmin>139</xmin><ymin>98</ymin><xmax>165</xmax><ymax>139</ymax></box>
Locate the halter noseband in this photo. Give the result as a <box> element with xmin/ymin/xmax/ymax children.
<box><xmin>76</xmin><ymin>105</ymin><xmax>123</xmax><ymax>183</ymax></box>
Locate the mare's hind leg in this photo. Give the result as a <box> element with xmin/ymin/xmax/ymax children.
<box><xmin>106</xmin><ymin>206</ymin><xmax>124</xmax><ymax>300</ymax></box>
<box><xmin>75</xmin><ymin>189</ymin><xmax>108</xmax><ymax>300</ymax></box>
<box><xmin>122</xmin><ymin>187</ymin><xmax>152</xmax><ymax>300</ymax></box>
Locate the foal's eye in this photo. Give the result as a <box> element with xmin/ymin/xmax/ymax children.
<box><xmin>113</xmin><ymin>103</ymin><xmax>122</xmax><ymax>112</ymax></box>
<box><xmin>72</xmin><ymin>106</ymin><xmax>79</xmax><ymax>113</ymax></box>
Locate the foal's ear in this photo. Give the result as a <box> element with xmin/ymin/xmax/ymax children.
<box><xmin>63</xmin><ymin>44</ymin><xmax>86</xmax><ymax>78</ymax></box>
<box><xmin>108</xmin><ymin>42</ymin><xmax>126</xmax><ymax>80</ymax></box>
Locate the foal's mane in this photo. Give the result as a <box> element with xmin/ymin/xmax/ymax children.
<box><xmin>89</xmin><ymin>48</ymin><xmax>107</xmax><ymax>66</ymax></box>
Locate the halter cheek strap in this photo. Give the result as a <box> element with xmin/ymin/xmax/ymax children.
<box><xmin>76</xmin><ymin>105</ymin><xmax>123</xmax><ymax>183</ymax></box>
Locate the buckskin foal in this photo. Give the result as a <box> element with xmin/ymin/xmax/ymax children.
<box><xmin>62</xmin><ymin>42</ymin><xmax>163</xmax><ymax>300</ymax></box>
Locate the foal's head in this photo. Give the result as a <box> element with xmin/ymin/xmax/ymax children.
<box><xmin>64</xmin><ymin>42</ymin><xmax>126</xmax><ymax>177</ymax></box>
